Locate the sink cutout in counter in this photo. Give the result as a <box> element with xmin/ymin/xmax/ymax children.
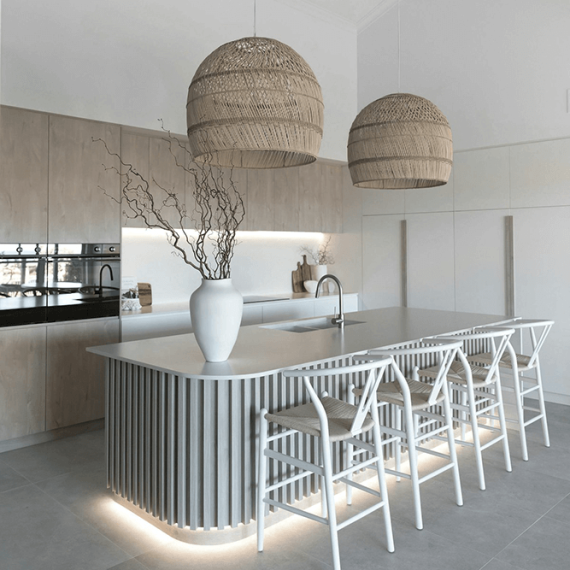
<box><xmin>262</xmin><ymin>317</ymin><xmax>365</xmax><ymax>333</ymax></box>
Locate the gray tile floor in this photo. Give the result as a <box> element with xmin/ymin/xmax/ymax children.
<box><xmin>0</xmin><ymin>402</ymin><xmax>569</xmax><ymax>570</ymax></box>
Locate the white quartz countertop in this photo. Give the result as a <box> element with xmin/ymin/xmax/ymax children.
<box><xmin>88</xmin><ymin>307</ymin><xmax>513</xmax><ymax>380</ymax></box>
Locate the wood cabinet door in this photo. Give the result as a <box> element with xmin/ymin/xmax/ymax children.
<box><xmin>245</xmin><ymin>170</ymin><xmax>274</xmax><ymax>230</ymax></box>
<box><xmin>46</xmin><ymin>318</ymin><xmax>119</xmax><ymax>430</ymax></box>
<box><xmin>0</xmin><ymin>106</ymin><xmax>49</xmax><ymax>243</ymax></box>
<box><xmin>120</xmin><ymin>131</ymin><xmax>150</xmax><ymax>228</ymax></box>
<box><xmin>0</xmin><ymin>325</ymin><xmax>47</xmax><ymax>441</ymax></box>
<box><xmin>49</xmin><ymin>115</ymin><xmax>121</xmax><ymax>243</ymax></box>
<box><xmin>273</xmin><ymin>167</ymin><xmax>299</xmax><ymax>232</ymax></box>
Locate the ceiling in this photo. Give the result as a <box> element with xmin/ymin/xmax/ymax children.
<box><xmin>279</xmin><ymin>0</ymin><xmax>397</xmax><ymax>30</ymax></box>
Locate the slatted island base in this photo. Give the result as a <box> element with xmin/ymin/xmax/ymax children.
<box><xmin>88</xmin><ymin>306</ymin><xmax>511</xmax><ymax>544</ymax></box>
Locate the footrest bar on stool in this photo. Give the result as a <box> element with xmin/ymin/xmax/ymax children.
<box><xmin>264</xmin><ymin>498</ymin><xmax>328</xmax><ymax>525</ymax></box>
<box><xmin>338</xmin><ymin>476</ymin><xmax>382</xmax><ymax>498</ymax></box>
<box><xmin>336</xmin><ymin>501</ymin><xmax>386</xmax><ymax>531</ymax></box>
<box><xmin>418</xmin><ymin>462</ymin><xmax>454</xmax><ymax>484</ymax></box>
<box><xmin>524</xmin><ymin>414</ymin><xmax>544</xmax><ymax>427</ymax></box>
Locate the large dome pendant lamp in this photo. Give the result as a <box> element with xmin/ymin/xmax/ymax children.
<box><xmin>347</xmin><ymin>2</ymin><xmax>452</xmax><ymax>189</ymax></box>
<box><xmin>186</xmin><ymin>1</ymin><xmax>324</xmax><ymax>169</ymax></box>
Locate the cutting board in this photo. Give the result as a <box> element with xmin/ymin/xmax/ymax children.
<box><xmin>138</xmin><ymin>282</ymin><xmax>152</xmax><ymax>306</ymax></box>
<box><xmin>291</xmin><ymin>255</ymin><xmax>313</xmax><ymax>292</ymax></box>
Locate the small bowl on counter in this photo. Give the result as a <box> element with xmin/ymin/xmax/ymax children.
<box><xmin>304</xmin><ymin>280</ymin><xmax>318</xmax><ymax>293</ymax></box>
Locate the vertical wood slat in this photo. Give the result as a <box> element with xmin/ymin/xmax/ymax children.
<box><xmin>217</xmin><ymin>381</ymin><xmax>229</xmax><ymax>529</ymax></box>
<box><xmin>132</xmin><ymin>367</ymin><xmax>138</xmax><ymax>505</ymax></box>
<box><xmin>177</xmin><ymin>377</ymin><xmax>187</xmax><ymax>528</ymax></box>
<box><xmin>167</xmin><ymin>374</ymin><xmax>176</xmax><ymax>525</ymax></box>
<box><xmin>114</xmin><ymin>362</ymin><xmax>121</xmax><ymax>494</ymax></box>
<box><xmin>158</xmin><ymin>372</ymin><xmax>166</xmax><ymax>521</ymax></box>
<box><xmin>230</xmin><ymin>379</ymin><xmax>241</xmax><ymax>528</ymax></box>
<box><xmin>107</xmin><ymin>359</ymin><xmax>114</xmax><ymax>490</ymax></box>
<box><xmin>505</xmin><ymin>215</ymin><xmax>515</xmax><ymax>317</ymax></box>
<box><xmin>151</xmin><ymin>370</ymin><xmax>158</xmax><ymax>517</ymax></box>
<box><xmin>126</xmin><ymin>364</ymin><xmax>132</xmax><ymax>502</ymax></box>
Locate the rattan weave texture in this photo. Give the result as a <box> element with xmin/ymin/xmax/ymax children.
<box><xmin>348</xmin><ymin>93</ymin><xmax>453</xmax><ymax>189</ymax></box>
<box><xmin>187</xmin><ymin>36</ymin><xmax>324</xmax><ymax>169</ymax></box>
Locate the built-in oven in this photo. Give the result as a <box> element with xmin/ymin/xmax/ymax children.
<box><xmin>0</xmin><ymin>243</ymin><xmax>120</xmax><ymax>327</ymax></box>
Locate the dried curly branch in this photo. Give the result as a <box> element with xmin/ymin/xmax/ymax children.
<box><xmin>94</xmin><ymin>125</ymin><xmax>245</xmax><ymax>280</ymax></box>
<box><xmin>300</xmin><ymin>236</ymin><xmax>335</xmax><ymax>265</ymax></box>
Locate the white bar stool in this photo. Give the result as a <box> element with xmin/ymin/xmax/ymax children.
<box><xmin>415</xmin><ymin>327</ymin><xmax>515</xmax><ymax>491</ymax></box>
<box><xmin>257</xmin><ymin>358</ymin><xmax>395</xmax><ymax>570</ymax></box>
<box><xmin>349</xmin><ymin>339</ymin><xmax>463</xmax><ymax>531</ymax></box>
<box><xmin>467</xmin><ymin>319</ymin><xmax>553</xmax><ymax>461</ymax></box>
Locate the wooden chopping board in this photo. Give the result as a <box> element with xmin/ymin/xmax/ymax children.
<box><xmin>138</xmin><ymin>282</ymin><xmax>152</xmax><ymax>306</ymax></box>
<box><xmin>291</xmin><ymin>255</ymin><xmax>313</xmax><ymax>292</ymax></box>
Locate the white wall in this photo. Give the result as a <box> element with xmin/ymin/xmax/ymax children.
<box><xmin>358</xmin><ymin>0</ymin><xmax>570</xmax><ymax>151</ymax></box>
<box><xmin>0</xmin><ymin>0</ymin><xmax>357</xmax><ymax>161</ymax></box>
<box><xmin>358</xmin><ymin>1</ymin><xmax>570</xmax><ymax>404</ymax></box>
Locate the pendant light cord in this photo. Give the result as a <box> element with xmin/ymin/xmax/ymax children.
<box><xmin>254</xmin><ymin>0</ymin><xmax>257</xmax><ymax>37</ymax></box>
<box><xmin>397</xmin><ymin>0</ymin><xmax>401</xmax><ymax>92</ymax></box>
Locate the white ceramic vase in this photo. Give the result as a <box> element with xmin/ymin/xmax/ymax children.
<box><xmin>190</xmin><ymin>278</ymin><xmax>243</xmax><ymax>362</ymax></box>
<box><xmin>311</xmin><ymin>264</ymin><xmax>328</xmax><ymax>281</ymax></box>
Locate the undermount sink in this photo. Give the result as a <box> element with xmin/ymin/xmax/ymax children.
<box><xmin>262</xmin><ymin>317</ymin><xmax>365</xmax><ymax>333</ymax></box>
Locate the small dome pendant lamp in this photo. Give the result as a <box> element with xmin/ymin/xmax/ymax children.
<box><xmin>348</xmin><ymin>93</ymin><xmax>453</xmax><ymax>189</ymax></box>
<box><xmin>347</xmin><ymin>1</ymin><xmax>452</xmax><ymax>189</ymax></box>
<box><xmin>186</xmin><ymin>2</ymin><xmax>324</xmax><ymax>169</ymax></box>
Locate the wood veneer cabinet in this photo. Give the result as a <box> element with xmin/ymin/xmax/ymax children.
<box><xmin>0</xmin><ymin>107</ymin><xmax>49</xmax><ymax>243</ymax></box>
<box><xmin>0</xmin><ymin>325</ymin><xmax>47</xmax><ymax>442</ymax></box>
<box><xmin>46</xmin><ymin>318</ymin><xmax>119</xmax><ymax>430</ymax></box>
<box><xmin>49</xmin><ymin>115</ymin><xmax>121</xmax><ymax>243</ymax></box>
<box><xmin>118</xmin><ymin>128</ymin><xmax>342</xmax><ymax>233</ymax></box>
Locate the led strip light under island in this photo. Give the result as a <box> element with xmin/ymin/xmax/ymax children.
<box><xmin>87</xmin><ymin>306</ymin><xmax>512</xmax><ymax>544</ymax></box>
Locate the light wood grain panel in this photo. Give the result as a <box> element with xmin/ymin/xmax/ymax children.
<box><xmin>298</xmin><ymin>162</ymin><xmax>323</xmax><ymax>232</ymax></box>
<box><xmin>149</xmin><ymin>136</ymin><xmax>187</xmax><ymax>229</ymax></box>
<box><xmin>273</xmin><ymin>167</ymin><xmax>299</xmax><ymax>232</ymax></box>
<box><xmin>245</xmin><ymin>170</ymin><xmax>274</xmax><ymax>231</ymax></box>
<box><xmin>120</xmin><ymin>132</ymin><xmax>150</xmax><ymax>228</ymax></box>
<box><xmin>0</xmin><ymin>325</ymin><xmax>47</xmax><ymax>441</ymax></box>
<box><xmin>321</xmin><ymin>163</ymin><xmax>343</xmax><ymax>233</ymax></box>
<box><xmin>46</xmin><ymin>318</ymin><xmax>120</xmax><ymax>430</ymax></box>
<box><xmin>0</xmin><ymin>106</ymin><xmax>49</xmax><ymax>242</ymax></box>
<box><xmin>49</xmin><ymin>115</ymin><xmax>121</xmax><ymax>242</ymax></box>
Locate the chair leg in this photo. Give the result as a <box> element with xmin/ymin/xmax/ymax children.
<box><xmin>403</xmin><ymin>405</ymin><xmax>423</xmax><ymax>530</ymax></box>
<box><xmin>346</xmin><ymin>385</ymin><xmax>355</xmax><ymax>505</ymax></box>
<box><xmin>494</xmin><ymin>375</ymin><xmax>512</xmax><ymax>473</ymax></box>
<box><xmin>442</xmin><ymin>382</ymin><xmax>463</xmax><ymax>507</ymax></box>
<box><xmin>257</xmin><ymin>410</ymin><xmax>268</xmax><ymax>552</ymax></box>
<box><xmin>321</xmin><ymin>438</ymin><xmax>341</xmax><ymax>570</ymax></box>
<box><xmin>371</xmin><ymin>402</ymin><xmax>395</xmax><ymax>553</ymax></box>
<box><xmin>466</xmin><ymin>382</ymin><xmax>485</xmax><ymax>491</ymax></box>
<box><xmin>535</xmin><ymin>362</ymin><xmax>551</xmax><ymax>448</ymax></box>
<box><xmin>511</xmin><ymin>367</ymin><xmax>529</xmax><ymax>461</ymax></box>
<box><xmin>461</xmin><ymin>388</ymin><xmax>467</xmax><ymax>442</ymax></box>
<box><xmin>395</xmin><ymin>407</ymin><xmax>402</xmax><ymax>482</ymax></box>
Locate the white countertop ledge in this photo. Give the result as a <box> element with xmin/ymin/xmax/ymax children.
<box><xmin>120</xmin><ymin>291</ymin><xmax>356</xmax><ymax>319</ymax></box>
<box><xmin>88</xmin><ymin>307</ymin><xmax>514</xmax><ymax>380</ymax></box>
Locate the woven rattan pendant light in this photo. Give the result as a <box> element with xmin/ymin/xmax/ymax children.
<box><xmin>347</xmin><ymin>93</ymin><xmax>453</xmax><ymax>189</ymax></box>
<box><xmin>347</xmin><ymin>1</ymin><xmax>452</xmax><ymax>189</ymax></box>
<box><xmin>187</xmin><ymin>35</ymin><xmax>324</xmax><ymax>169</ymax></box>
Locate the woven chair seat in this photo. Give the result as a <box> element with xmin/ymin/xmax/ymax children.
<box><xmin>264</xmin><ymin>396</ymin><xmax>374</xmax><ymax>443</ymax></box>
<box><xmin>419</xmin><ymin>360</ymin><xmax>496</xmax><ymax>387</ymax></box>
<box><xmin>355</xmin><ymin>378</ymin><xmax>443</xmax><ymax>411</ymax></box>
<box><xmin>467</xmin><ymin>352</ymin><xmax>533</xmax><ymax>371</ymax></box>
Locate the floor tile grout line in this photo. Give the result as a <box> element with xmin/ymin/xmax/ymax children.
<box><xmin>0</xmin><ymin>481</ymin><xmax>35</xmax><ymax>495</ymax></box>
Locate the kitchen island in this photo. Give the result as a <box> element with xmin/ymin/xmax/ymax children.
<box><xmin>88</xmin><ymin>307</ymin><xmax>512</xmax><ymax>543</ymax></box>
